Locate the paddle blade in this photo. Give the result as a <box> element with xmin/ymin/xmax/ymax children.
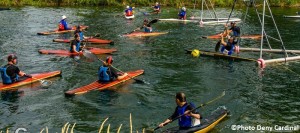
<box><xmin>215</xmin><ymin>41</ymin><xmax>221</xmax><ymax>52</ymax></box>
<box><xmin>149</xmin><ymin>19</ymin><xmax>159</xmax><ymax>25</ymax></box>
<box><xmin>40</xmin><ymin>80</ymin><xmax>52</xmax><ymax>87</ymax></box>
<box><xmin>83</xmin><ymin>49</ymin><xmax>98</xmax><ymax>62</ymax></box>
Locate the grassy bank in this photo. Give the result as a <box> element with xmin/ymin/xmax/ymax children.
<box><xmin>0</xmin><ymin>0</ymin><xmax>300</xmax><ymax>7</ymax></box>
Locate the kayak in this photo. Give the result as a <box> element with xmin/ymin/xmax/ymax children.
<box><xmin>202</xmin><ymin>34</ymin><xmax>261</xmax><ymax>39</ymax></box>
<box><xmin>159</xmin><ymin>18</ymin><xmax>241</xmax><ymax>24</ymax></box>
<box><xmin>186</xmin><ymin>49</ymin><xmax>256</xmax><ymax>62</ymax></box>
<box><xmin>39</xmin><ymin>47</ymin><xmax>117</xmax><ymax>55</ymax></box>
<box><xmin>283</xmin><ymin>15</ymin><xmax>300</xmax><ymax>18</ymax></box>
<box><xmin>0</xmin><ymin>70</ymin><xmax>61</xmax><ymax>91</ymax></box>
<box><xmin>162</xmin><ymin>106</ymin><xmax>229</xmax><ymax>133</ymax></box>
<box><xmin>123</xmin><ymin>31</ymin><xmax>168</xmax><ymax>37</ymax></box>
<box><xmin>0</xmin><ymin>8</ymin><xmax>10</xmax><ymax>11</ymax></box>
<box><xmin>64</xmin><ymin>69</ymin><xmax>144</xmax><ymax>96</ymax></box>
<box><xmin>125</xmin><ymin>15</ymin><xmax>135</xmax><ymax>19</ymax></box>
<box><xmin>37</xmin><ymin>25</ymin><xmax>88</xmax><ymax>35</ymax></box>
<box><xmin>53</xmin><ymin>38</ymin><xmax>114</xmax><ymax>44</ymax></box>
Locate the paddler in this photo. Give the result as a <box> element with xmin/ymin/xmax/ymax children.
<box><xmin>227</xmin><ymin>21</ymin><xmax>240</xmax><ymax>38</ymax></box>
<box><xmin>0</xmin><ymin>54</ymin><xmax>32</xmax><ymax>84</ymax></box>
<box><xmin>142</xmin><ymin>19</ymin><xmax>152</xmax><ymax>33</ymax></box>
<box><xmin>74</xmin><ymin>25</ymin><xmax>87</xmax><ymax>41</ymax></box>
<box><xmin>98</xmin><ymin>56</ymin><xmax>128</xmax><ymax>82</ymax></box>
<box><xmin>158</xmin><ymin>92</ymin><xmax>201</xmax><ymax>129</ymax></box>
<box><xmin>219</xmin><ymin>34</ymin><xmax>237</xmax><ymax>55</ymax></box>
<box><xmin>153</xmin><ymin>2</ymin><xmax>161</xmax><ymax>14</ymax></box>
<box><xmin>178</xmin><ymin>7</ymin><xmax>187</xmax><ymax>20</ymax></box>
<box><xmin>124</xmin><ymin>6</ymin><xmax>135</xmax><ymax>17</ymax></box>
<box><xmin>70</xmin><ymin>33</ymin><xmax>84</xmax><ymax>54</ymax></box>
<box><xmin>58</xmin><ymin>15</ymin><xmax>72</xmax><ymax>31</ymax></box>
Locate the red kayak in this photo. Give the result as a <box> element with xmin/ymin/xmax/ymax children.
<box><xmin>0</xmin><ymin>70</ymin><xmax>61</xmax><ymax>91</ymax></box>
<box><xmin>202</xmin><ymin>34</ymin><xmax>261</xmax><ymax>39</ymax></box>
<box><xmin>37</xmin><ymin>25</ymin><xmax>88</xmax><ymax>35</ymax></box>
<box><xmin>53</xmin><ymin>38</ymin><xmax>113</xmax><ymax>44</ymax></box>
<box><xmin>38</xmin><ymin>47</ymin><xmax>117</xmax><ymax>55</ymax></box>
<box><xmin>65</xmin><ymin>69</ymin><xmax>144</xmax><ymax>96</ymax></box>
<box><xmin>123</xmin><ymin>31</ymin><xmax>168</xmax><ymax>37</ymax></box>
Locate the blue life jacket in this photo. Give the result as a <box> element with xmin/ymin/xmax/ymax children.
<box><xmin>179</xmin><ymin>10</ymin><xmax>186</xmax><ymax>17</ymax></box>
<box><xmin>98</xmin><ymin>66</ymin><xmax>110</xmax><ymax>82</ymax></box>
<box><xmin>78</xmin><ymin>31</ymin><xmax>84</xmax><ymax>41</ymax></box>
<box><xmin>232</xmin><ymin>27</ymin><xmax>240</xmax><ymax>37</ymax></box>
<box><xmin>0</xmin><ymin>65</ymin><xmax>19</xmax><ymax>84</ymax></box>
<box><xmin>144</xmin><ymin>27</ymin><xmax>152</xmax><ymax>33</ymax></box>
<box><xmin>59</xmin><ymin>19</ymin><xmax>71</xmax><ymax>30</ymax></box>
<box><xmin>70</xmin><ymin>40</ymin><xmax>81</xmax><ymax>52</ymax></box>
<box><xmin>154</xmin><ymin>5</ymin><xmax>160</xmax><ymax>10</ymax></box>
<box><xmin>221</xmin><ymin>42</ymin><xmax>235</xmax><ymax>55</ymax></box>
<box><xmin>177</xmin><ymin>103</ymin><xmax>192</xmax><ymax>127</ymax></box>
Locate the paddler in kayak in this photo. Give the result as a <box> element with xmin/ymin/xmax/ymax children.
<box><xmin>0</xmin><ymin>54</ymin><xmax>32</xmax><ymax>84</ymax></box>
<box><xmin>142</xmin><ymin>19</ymin><xmax>153</xmax><ymax>32</ymax></box>
<box><xmin>74</xmin><ymin>25</ymin><xmax>87</xmax><ymax>41</ymax></box>
<box><xmin>158</xmin><ymin>92</ymin><xmax>201</xmax><ymax>129</ymax></box>
<box><xmin>178</xmin><ymin>7</ymin><xmax>187</xmax><ymax>20</ymax></box>
<box><xmin>98</xmin><ymin>56</ymin><xmax>128</xmax><ymax>83</ymax></box>
<box><xmin>70</xmin><ymin>34</ymin><xmax>85</xmax><ymax>54</ymax></box>
<box><xmin>124</xmin><ymin>6</ymin><xmax>135</xmax><ymax>17</ymax></box>
<box><xmin>58</xmin><ymin>15</ymin><xmax>72</xmax><ymax>31</ymax></box>
<box><xmin>153</xmin><ymin>2</ymin><xmax>161</xmax><ymax>14</ymax></box>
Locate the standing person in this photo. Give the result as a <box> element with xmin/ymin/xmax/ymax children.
<box><xmin>158</xmin><ymin>92</ymin><xmax>201</xmax><ymax>129</ymax></box>
<box><xmin>124</xmin><ymin>6</ymin><xmax>134</xmax><ymax>17</ymax></box>
<box><xmin>58</xmin><ymin>15</ymin><xmax>72</xmax><ymax>31</ymax></box>
<box><xmin>153</xmin><ymin>2</ymin><xmax>161</xmax><ymax>13</ymax></box>
<box><xmin>0</xmin><ymin>54</ymin><xmax>31</xmax><ymax>84</ymax></box>
<box><xmin>70</xmin><ymin>34</ymin><xmax>84</xmax><ymax>54</ymax></box>
<box><xmin>98</xmin><ymin>56</ymin><xmax>128</xmax><ymax>83</ymax></box>
<box><xmin>178</xmin><ymin>7</ymin><xmax>187</xmax><ymax>20</ymax></box>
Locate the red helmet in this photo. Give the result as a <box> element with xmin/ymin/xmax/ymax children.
<box><xmin>7</xmin><ymin>54</ymin><xmax>17</xmax><ymax>62</ymax></box>
<box><xmin>106</xmin><ymin>56</ymin><xmax>113</xmax><ymax>64</ymax></box>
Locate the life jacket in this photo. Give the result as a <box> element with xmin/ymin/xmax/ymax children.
<box><xmin>177</xmin><ymin>103</ymin><xmax>193</xmax><ymax>127</ymax></box>
<box><xmin>58</xmin><ymin>23</ymin><xmax>64</xmax><ymax>30</ymax></box>
<box><xmin>98</xmin><ymin>66</ymin><xmax>110</xmax><ymax>82</ymax></box>
<box><xmin>144</xmin><ymin>26</ymin><xmax>152</xmax><ymax>33</ymax></box>
<box><xmin>125</xmin><ymin>9</ymin><xmax>133</xmax><ymax>16</ymax></box>
<box><xmin>178</xmin><ymin>11</ymin><xmax>186</xmax><ymax>19</ymax></box>
<box><xmin>75</xmin><ymin>31</ymin><xmax>84</xmax><ymax>41</ymax></box>
<box><xmin>154</xmin><ymin>5</ymin><xmax>160</xmax><ymax>11</ymax></box>
<box><xmin>232</xmin><ymin>27</ymin><xmax>240</xmax><ymax>37</ymax></box>
<box><xmin>0</xmin><ymin>65</ymin><xmax>19</xmax><ymax>84</ymax></box>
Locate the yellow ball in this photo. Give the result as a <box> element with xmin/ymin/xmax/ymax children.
<box><xmin>191</xmin><ymin>49</ymin><xmax>200</xmax><ymax>57</ymax></box>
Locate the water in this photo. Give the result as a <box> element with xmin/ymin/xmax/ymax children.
<box><xmin>0</xmin><ymin>6</ymin><xmax>299</xmax><ymax>133</ymax></box>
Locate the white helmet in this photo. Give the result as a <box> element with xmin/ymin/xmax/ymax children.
<box><xmin>62</xmin><ymin>15</ymin><xmax>67</xmax><ymax>19</ymax></box>
<box><xmin>126</xmin><ymin>6</ymin><xmax>130</xmax><ymax>9</ymax></box>
<box><xmin>155</xmin><ymin>2</ymin><xmax>159</xmax><ymax>5</ymax></box>
<box><xmin>182</xmin><ymin>7</ymin><xmax>186</xmax><ymax>11</ymax></box>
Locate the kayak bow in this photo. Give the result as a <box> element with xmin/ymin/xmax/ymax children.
<box><xmin>53</xmin><ymin>38</ymin><xmax>113</xmax><ymax>44</ymax></box>
<box><xmin>123</xmin><ymin>31</ymin><xmax>168</xmax><ymax>37</ymax></box>
<box><xmin>39</xmin><ymin>48</ymin><xmax>117</xmax><ymax>55</ymax></box>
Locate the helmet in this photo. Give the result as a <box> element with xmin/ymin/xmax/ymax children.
<box><xmin>7</xmin><ymin>54</ymin><xmax>17</xmax><ymax>62</ymax></box>
<box><xmin>106</xmin><ymin>56</ymin><xmax>113</xmax><ymax>64</ymax></box>
<box><xmin>62</xmin><ymin>15</ymin><xmax>67</xmax><ymax>19</ymax></box>
<box><xmin>126</xmin><ymin>6</ymin><xmax>130</xmax><ymax>9</ymax></box>
<box><xmin>182</xmin><ymin>7</ymin><xmax>186</xmax><ymax>11</ymax></box>
<box><xmin>155</xmin><ymin>2</ymin><xmax>159</xmax><ymax>5</ymax></box>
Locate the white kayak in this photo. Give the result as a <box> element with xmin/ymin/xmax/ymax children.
<box><xmin>125</xmin><ymin>15</ymin><xmax>135</xmax><ymax>19</ymax></box>
<box><xmin>283</xmin><ymin>15</ymin><xmax>300</xmax><ymax>18</ymax></box>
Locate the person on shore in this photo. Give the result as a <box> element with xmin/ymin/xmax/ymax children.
<box><xmin>70</xmin><ymin>34</ymin><xmax>84</xmax><ymax>54</ymax></box>
<box><xmin>58</xmin><ymin>15</ymin><xmax>72</xmax><ymax>31</ymax></box>
<box><xmin>0</xmin><ymin>54</ymin><xmax>31</xmax><ymax>84</ymax></box>
<box><xmin>124</xmin><ymin>6</ymin><xmax>135</xmax><ymax>17</ymax></box>
<box><xmin>153</xmin><ymin>2</ymin><xmax>161</xmax><ymax>13</ymax></box>
<box><xmin>158</xmin><ymin>92</ymin><xmax>201</xmax><ymax>129</ymax></box>
<box><xmin>98</xmin><ymin>56</ymin><xmax>128</xmax><ymax>82</ymax></box>
<box><xmin>178</xmin><ymin>7</ymin><xmax>187</xmax><ymax>20</ymax></box>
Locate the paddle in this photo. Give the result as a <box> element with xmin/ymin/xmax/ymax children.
<box><xmin>146</xmin><ymin>91</ymin><xmax>226</xmax><ymax>133</ymax></box>
<box><xmin>25</xmin><ymin>74</ymin><xmax>52</xmax><ymax>87</ymax></box>
<box><xmin>126</xmin><ymin>19</ymin><xmax>159</xmax><ymax>34</ymax></box>
<box><xmin>82</xmin><ymin>50</ymin><xmax>146</xmax><ymax>84</ymax></box>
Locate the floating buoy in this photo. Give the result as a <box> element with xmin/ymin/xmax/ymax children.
<box><xmin>257</xmin><ymin>58</ymin><xmax>266</xmax><ymax>68</ymax></box>
<box><xmin>235</xmin><ymin>45</ymin><xmax>240</xmax><ymax>54</ymax></box>
<box><xmin>191</xmin><ymin>49</ymin><xmax>200</xmax><ymax>57</ymax></box>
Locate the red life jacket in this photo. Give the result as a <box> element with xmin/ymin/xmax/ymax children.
<box><xmin>126</xmin><ymin>10</ymin><xmax>133</xmax><ymax>16</ymax></box>
<box><xmin>58</xmin><ymin>23</ymin><xmax>64</xmax><ymax>31</ymax></box>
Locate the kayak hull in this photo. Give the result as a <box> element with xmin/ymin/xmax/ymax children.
<box><xmin>123</xmin><ymin>31</ymin><xmax>168</xmax><ymax>37</ymax></box>
<box><xmin>162</xmin><ymin>107</ymin><xmax>229</xmax><ymax>133</ymax></box>
<box><xmin>53</xmin><ymin>38</ymin><xmax>114</xmax><ymax>44</ymax></box>
<box><xmin>125</xmin><ymin>15</ymin><xmax>135</xmax><ymax>19</ymax></box>
<box><xmin>186</xmin><ymin>49</ymin><xmax>256</xmax><ymax>62</ymax></box>
<box><xmin>38</xmin><ymin>47</ymin><xmax>117</xmax><ymax>55</ymax></box>
<box><xmin>0</xmin><ymin>70</ymin><xmax>61</xmax><ymax>91</ymax></box>
<box><xmin>37</xmin><ymin>25</ymin><xmax>88</xmax><ymax>35</ymax></box>
<box><xmin>65</xmin><ymin>69</ymin><xmax>144</xmax><ymax>96</ymax></box>
<box><xmin>203</xmin><ymin>34</ymin><xmax>261</xmax><ymax>39</ymax></box>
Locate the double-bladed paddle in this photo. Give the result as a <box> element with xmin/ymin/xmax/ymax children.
<box><xmin>25</xmin><ymin>74</ymin><xmax>52</xmax><ymax>87</ymax></box>
<box><xmin>146</xmin><ymin>91</ymin><xmax>226</xmax><ymax>133</ymax></box>
<box><xmin>126</xmin><ymin>19</ymin><xmax>159</xmax><ymax>34</ymax></box>
<box><xmin>82</xmin><ymin>50</ymin><xmax>147</xmax><ymax>84</ymax></box>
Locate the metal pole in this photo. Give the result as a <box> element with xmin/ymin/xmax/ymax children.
<box><xmin>200</xmin><ymin>0</ymin><xmax>204</xmax><ymax>22</ymax></box>
<box><xmin>208</xmin><ymin>0</ymin><xmax>218</xmax><ymax>19</ymax></box>
<box><xmin>204</xmin><ymin>0</ymin><xmax>214</xmax><ymax>19</ymax></box>
<box><xmin>260</xmin><ymin>0</ymin><xmax>266</xmax><ymax>59</ymax></box>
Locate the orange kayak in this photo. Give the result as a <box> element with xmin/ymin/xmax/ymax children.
<box><xmin>37</xmin><ymin>25</ymin><xmax>88</xmax><ymax>35</ymax></box>
<box><xmin>0</xmin><ymin>70</ymin><xmax>61</xmax><ymax>91</ymax></box>
<box><xmin>202</xmin><ymin>34</ymin><xmax>261</xmax><ymax>39</ymax></box>
<box><xmin>38</xmin><ymin>47</ymin><xmax>117</xmax><ymax>55</ymax></box>
<box><xmin>53</xmin><ymin>38</ymin><xmax>113</xmax><ymax>44</ymax></box>
<box><xmin>65</xmin><ymin>69</ymin><xmax>144</xmax><ymax>96</ymax></box>
<box><xmin>123</xmin><ymin>31</ymin><xmax>168</xmax><ymax>37</ymax></box>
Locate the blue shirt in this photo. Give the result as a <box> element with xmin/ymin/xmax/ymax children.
<box><xmin>60</xmin><ymin>19</ymin><xmax>71</xmax><ymax>30</ymax></box>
